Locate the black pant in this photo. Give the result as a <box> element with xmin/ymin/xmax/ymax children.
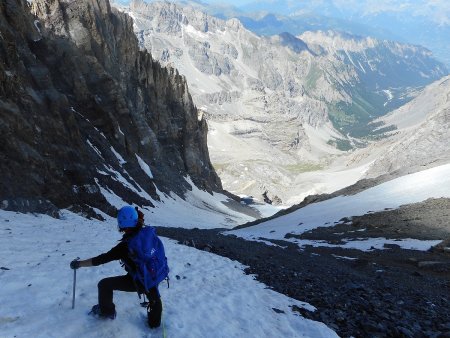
<box><xmin>98</xmin><ymin>274</ymin><xmax>159</xmax><ymax>315</ymax></box>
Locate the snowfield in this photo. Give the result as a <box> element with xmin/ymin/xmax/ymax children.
<box><xmin>0</xmin><ymin>210</ymin><xmax>337</xmax><ymax>338</ymax></box>
<box><xmin>97</xmin><ymin>175</ymin><xmax>280</xmax><ymax>229</ymax></box>
<box><xmin>1</xmin><ymin>165</ymin><xmax>449</xmax><ymax>337</ymax></box>
<box><xmin>2</xmin><ymin>161</ymin><xmax>449</xmax><ymax>338</ymax></box>
<box><xmin>227</xmin><ymin>163</ymin><xmax>450</xmax><ymax>251</ymax></box>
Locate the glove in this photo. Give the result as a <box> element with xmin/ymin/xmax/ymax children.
<box><xmin>70</xmin><ymin>260</ymin><xmax>80</xmax><ymax>269</ymax></box>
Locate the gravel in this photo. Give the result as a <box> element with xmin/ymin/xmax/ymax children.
<box><xmin>157</xmin><ymin>198</ymin><xmax>450</xmax><ymax>337</ymax></box>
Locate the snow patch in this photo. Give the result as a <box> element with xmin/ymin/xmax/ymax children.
<box><xmin>110</xmin><ymin>146</ymin><xmax>126</xmax><ymax>165</ymax></box>
<box><xmin>94</xmin><ymin>178</ymin><xmax>126</xmax><ymax>209</ymax></box>
<box><xmin>86</xmin><ymin>139</ymin><xmax>103</xmax><ymax>159</ymax></box>
<box><xmin>143</xmin><ymin>177</ymin><xmax>256</xmax><ymax>229</ymax></box>
<box><xmin>33</xmin><ymin>20</ymin><xmax>41</xmax><ymax>34</ymax></box>
<box><xmin>292</xmin><ymin>238</ymin><xmax>441</xmax><ymax>252</ymax></box>
<box><xmin>135</xmin><ymin>154</ymin><xmax>153</xmax><ymax>179</ymax></box>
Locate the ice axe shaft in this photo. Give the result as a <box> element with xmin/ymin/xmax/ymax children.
<box><xmin>72</xmin><ymin>269</ymin><xmax>76</xmax><ymax>309</ymax></box>
<box><xmin>72</xmin><ymin>257</ymin><xmax>79</xmax><ymax>309</ymax></box>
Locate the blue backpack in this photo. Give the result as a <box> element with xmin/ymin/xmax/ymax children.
<box><xmin>126</xmin><ymin>226</ymin><xmax>169</xmax><ymax>292</ymax></box>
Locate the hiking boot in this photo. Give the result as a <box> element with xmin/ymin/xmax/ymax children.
<box><xmin>89</xmin><ymin>304</ymin><xmax>116</xmax><ymax>319</ymax></box>
<box><xmin>147</xmin><ymin>299</ymin><xmax>162</xmax><ymax>328</ymax></box>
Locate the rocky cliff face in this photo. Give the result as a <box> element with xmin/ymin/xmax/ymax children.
<box><xmin>0</xmin><ymin>0</ymin><xmax>221</xmax><ymax>217</ymax></box>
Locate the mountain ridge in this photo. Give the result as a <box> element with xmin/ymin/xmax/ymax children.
<box><xmin>235</xmin><ymin>0</ymin><xmax>450</xmax><ymax>68</ymax></box>
<box><xmin>121</xmin><ymin>0</ymin><xmax>447</xmax><ymax>204</ymax></box>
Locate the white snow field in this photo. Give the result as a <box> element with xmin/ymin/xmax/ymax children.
<box><xmin>227</xmin><ymin>163</ymin><xmax>450</xmax><ymax>251</ymax></box>
<box><xmin>0</xmin><ymin>210</ymin><xmax>337</xmax><ymax>338</ymax></box>
<box><xmin>97</xmin><ymin>172</ymin><xmax>279</xmax><ymax>229</ymax></box>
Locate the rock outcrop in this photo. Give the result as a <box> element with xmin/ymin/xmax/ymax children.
<box><xmin>0</xmin><ymin>0</ymin><xmax>222</xmax><ymax>216</ymax></box>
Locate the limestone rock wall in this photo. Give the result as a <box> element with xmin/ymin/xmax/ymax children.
<box><xmin>0</xmin><ymin>0</ymin><xmax>222</xmax><ymax>216</ymax></box>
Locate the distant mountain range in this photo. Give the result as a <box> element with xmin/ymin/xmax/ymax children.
<box><xmin>120</xmin><ymin>0</ymin><xmax>448</xmax><ymax>204</ymax></box>
<box><xmin>236</xmin><ymin>0</ymin><xmax>450</xmax><ymax>68</ymax></box>
<box><xmin>137</xmin><ymin>0</ymin><xmax>450</xmax><ymax>68</ymax></box>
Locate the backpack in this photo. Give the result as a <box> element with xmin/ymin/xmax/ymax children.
<box><xmin>125</xmin><ymin>226</ymin><xmax>169</xmax><ymax>292</ymax></box>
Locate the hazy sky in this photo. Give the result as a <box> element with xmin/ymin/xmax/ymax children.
<box><xmin>202</xmin><ymin>0</ymin><xmax>254</xmax><ymax>6</ymax></box>
<box><xmin>122</xmin><ymin>0</ymin><xmax>450</xmax><ymax>26</ymax></box>
<box><xmin>208</xmin><ymin>0</ymin><xmax>450</xmax><ymax>25</ymax></box>
<box><xmin>207</xmin><ymin>0</ymin><xmax>255</xmax><ymax>6</ymax></box>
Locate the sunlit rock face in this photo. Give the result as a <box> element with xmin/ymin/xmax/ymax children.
<box><xmin>123</xmin><ymin>0</ymin><xmax>447</xmax><ymax>204</ymax></box>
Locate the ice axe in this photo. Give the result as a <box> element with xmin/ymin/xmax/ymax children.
<box><xmin>71</xmin><ymin>257</ymin><xmax>80</xmax><ymax>309</ymax></box>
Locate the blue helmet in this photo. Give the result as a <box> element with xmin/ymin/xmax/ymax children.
<box><xmin>117</xmin><ymin>206</ymin><xmax>138</xmax><ymax>229</ymax></box>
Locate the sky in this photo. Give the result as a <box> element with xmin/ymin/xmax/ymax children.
<box><xmin>116</xmin><ymin>0</ymin><xmax>450</xmax><ymax>26</ymax></box>
<box><xmin>204</xmin><ymin>0</ymin><xmax>448</xmax><ymax>23</ymax></box>
<box><xmin>206</xmin><ymin>0</ymin><xmax>254</xmax><ymax>5</ymax></box>
<box><xmin>119</xmin><ymin>0</ymin><xmax>450</xmax><ymax>27</ymax></box>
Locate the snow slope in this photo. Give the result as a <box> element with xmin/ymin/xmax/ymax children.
<box><xmin>227</xmin><ymin>163</ymin><xmax>450</xmax><ymax>251</ymax></box>
<box><xmin>375</xmin><ymin>76</ymin><xmax>450</xmax><ymax>132</ymax></box>
<box><xmin>95</xmin><ymin>170</ymin><xmax>281</xmax><ymax>228</ymax></box>
<box><xmin>0</xmin><ymin>210</ymin><xmax>337</xmax><ymax>338</ymax></box>
<box><xmin>358</xmin><ymin>75</ymin><xmax>450</xmax><ymax>179</ymax></box>
<box><xmin>104</xmin><ymin>180</ymin><xmax>247</xmax><ymax>228</ymax></box>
